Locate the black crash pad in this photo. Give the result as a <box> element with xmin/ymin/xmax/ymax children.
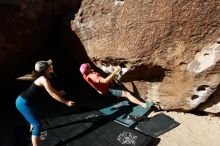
<box><xmin>39</xmin><ymin>110</ymin><xmax>156</xmax><ymax>146</ymax></box>
<box><xmin>39</xmin><ymin>111</ymin><xmax>104</xmax><ymax>146</ymax></box>
<box><xmin>135</xmin><ymin>113</ymin><xmax>180</xmax><ymax>137</ymax></box>
<box><xmin>66</xmin><ymin>121</ymin><xmax>156</xmax><ymax>146</ymax></box>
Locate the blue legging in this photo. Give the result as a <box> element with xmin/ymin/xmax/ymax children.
<box><xmin>15</xmin><ymin>96</ymin><xmax>40</xmax><ymax>136</ymax></box>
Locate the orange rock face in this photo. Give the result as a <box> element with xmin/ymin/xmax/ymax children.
<box><xmin>71</xmin><ymin>0</ymin><xmax>220</xmax><ymax>112</ymax></box>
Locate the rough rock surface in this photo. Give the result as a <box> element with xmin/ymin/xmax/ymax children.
<box><xmin>0</xmin><ymin>0</ymin><xmax>81</xmax><ymax>82</ymax></box>
<box><xmin>1</xmin><ymin>0</ymin><xmax>220</xmax><ymax>113</ymax></box>
<box><xmin>71</xmin><ymin>0</ymin><xmax>220</xmax><ymax>112</ymax></box>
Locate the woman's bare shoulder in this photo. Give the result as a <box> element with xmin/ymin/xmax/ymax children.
<box><xmin>34</xmin><ymin>76</ymin><xmax>47</xmax><ymax>86</ymax></box>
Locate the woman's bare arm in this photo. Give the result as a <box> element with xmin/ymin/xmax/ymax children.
<box><xmin>99</xmin><ymin>66</ymin><xmax>121</xmax><ymax>84</ymax></box>
<box><xmin>35</xmin><ymin>76</ymin><xmax>75</xmax><ymax>106</ymax></box>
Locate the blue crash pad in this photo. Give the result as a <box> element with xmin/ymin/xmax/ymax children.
<box><xmin>99</xmin><ymin>100</ymin><xmax>154</xmax><ymax>127</ymax></box>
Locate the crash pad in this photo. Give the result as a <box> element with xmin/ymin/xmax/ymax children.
<box><xmin>135</xmin><ymin>113</ymin><xmax>180</xmax><ymax>137</ymax></box>
<box><xmin>38</xmin><ymin>110</ymin><xmax>156</xmax><ymax>146</ymax></box>
<box><xmin>99</xmin><ymin>100</ymin><xmax>154</xmax><ymax>127</ymax></box>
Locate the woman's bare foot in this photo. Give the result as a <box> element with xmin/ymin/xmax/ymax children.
<box><xmin>141</xmin><ymin>101</ymin><xmax>155</xmax><ymax>109</ymax></box>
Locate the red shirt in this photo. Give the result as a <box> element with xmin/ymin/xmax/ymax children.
<box><xmin>83</xmin><ymin>71</ymin><xmax>109</xmax><ymax>95</ymax></box>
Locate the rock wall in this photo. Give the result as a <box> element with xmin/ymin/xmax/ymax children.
<box><xmin>0</xmin><ymin>0</ymin><xmax>81</xmax><ymax>82</ymax></box>
<box><xmin>1</xmin><ymin>0</ymin><xmax>220</xmax><ymax>113</ymax></box>
<box><xmin>71</xmin><ymin>0</ymin><xmax>220</xmax><ymax>113</ymax></box>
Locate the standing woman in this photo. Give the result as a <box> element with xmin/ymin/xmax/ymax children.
<box><xmin>15</xmin><ymin>59</ymin><xmax>75</xmax><ymax>146</ymax></box>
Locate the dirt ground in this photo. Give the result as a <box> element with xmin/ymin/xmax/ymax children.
<box><xmin>148</xmin><ymin>111</ymin><xmax>220</xmax><ymax>146</ymax></box>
